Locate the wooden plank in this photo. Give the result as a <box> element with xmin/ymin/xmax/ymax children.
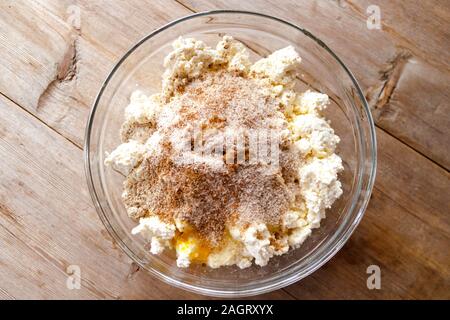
<box><xmin>0</xmin><ymin>0</ymin><xmax>193</xmax><ymax>146</ymax></box>
<box><xmin>33</xmin><ymin>0</ymin><xmax>192</xmax><ymax>58</ymax></box>
<box><xmin>0</xmin><ymin>283</ymin><xmax>15</xmax><ymax>300</ymax></box>
<box><xmin>177</xmin><ymin>0</ymin><xmax>450</xmax><ymax>169</ymax></box>
<box><xmin>0</xmin><ymin>95</ymin><xmax>292</xmax><ymax>299</ymax></box>
<box><xmin>348</xmin><ymin>0</ymin><xmax>450</xmax><ymax>169</ymax></box>
<box><xmin>0</xmin><ymin>1</ymin><xmax>104</xmax><ymax>146</ymax></box>
<box><xmin>348</xmin><ymin>0</ymin><xmax>450</xmax><ymax>68</ymax></box>
<box><xmin>368</xmin><ymin>58</ymin><xmax>450</xmax><ymax>169</ymax></box>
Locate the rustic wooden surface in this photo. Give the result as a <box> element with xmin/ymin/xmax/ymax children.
<box><xmin>0</xmin><ymin>0</ymin><xmax>448</xmax><ymax>299</ymax></box>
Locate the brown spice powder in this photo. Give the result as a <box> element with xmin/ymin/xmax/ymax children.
<box><xmin>122</xmin><ymin>71</ymin><xmax>301</xmax><ymax>246</ymax></box>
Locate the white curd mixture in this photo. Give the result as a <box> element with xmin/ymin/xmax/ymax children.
<box><xmin>105</xmin><ymin>36</ymin><xmax>343</xmax><ymax>269</ymax></box>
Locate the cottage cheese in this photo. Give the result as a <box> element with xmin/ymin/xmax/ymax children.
<box><xmin>106</xmin><ymin>36</ymin><xmax>343</xmax><ymax>269</ymax></box>
<box><xmin>299</xmin><ymin>154</ymin><xmax>344</xmax><ymax>228</ymax></box>
<box><xmin>250</xmin><ymin>46</ymin><xmax>301</xmax><ymax>83</ymax></box>
<box><xmin>207</xmin><ymin>240</ymin><xmax>252</xmax><ymax>269</ymax></box>
<box><xmin>124</xmin><ymin>91</ymin><xmax>162</xmax><ymax>124</ymax></box>
<box><xmin>131</xmin><ymin>216</ymin><xmax>175</xmax><ymax>255</ymax></box>
<box><xmin>104</xmin><ymin>140</ymin><xmax>147</xmax><ymax>175</ymax></box>
<box><xmin>230</xmin><ymin>223</ymin><xmax>275</xmax><ymax>267</ymax></box>
<box><xmin>162</xmin><ymin>36</ymin><xmax>251</xmax><ymax>98</ymax></box>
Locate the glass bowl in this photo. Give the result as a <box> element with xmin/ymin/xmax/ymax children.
<box><xmin>84</xmin><ymin>10</ymin><xmax>377</xmax><ymax>297</ymax></box>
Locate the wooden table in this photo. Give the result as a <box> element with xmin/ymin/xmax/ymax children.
<box><xmin>0</xmin><ymin>0</ymin><xmax>448</xmax><ymax>299</ymax></box>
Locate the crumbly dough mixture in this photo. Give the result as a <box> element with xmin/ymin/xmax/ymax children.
<box><xmin>105</xmin><ymin>36</ymin><xmax>343</xmax><ymax>269</ymax></box>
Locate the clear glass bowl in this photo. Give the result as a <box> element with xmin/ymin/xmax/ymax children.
<box><xmin>84</xmin><ymin>10</ymin><xmax>377</xmax><ymax>297</ymax></box>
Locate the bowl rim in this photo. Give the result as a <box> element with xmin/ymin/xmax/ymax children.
<box><xmin>84</xmin><ymin>9</ymin><xmax>377</xmax><ymax>298</ymax></box>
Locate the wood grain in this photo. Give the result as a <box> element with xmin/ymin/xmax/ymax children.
<box><xmin>0</xmin><ymin>0</ymin><xmax>193</xmax><ymax>146</ymax></box>
<box><xmin>349</xmin><ymin>0</ymin><xmax>450</xmax><ymax>68</ymax></box>
<box><xmin>0</xmin><ymin>0</ymin><xmax>448</xmax><ymax>299</ymax></box>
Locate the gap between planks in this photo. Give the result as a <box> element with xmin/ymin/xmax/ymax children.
<box><xmin>0</xmin><ymin>92</ymin><xmax>83</xmax><ymax>150</ymax></box>
<box><xmin>376</xmin><ymin>124</ymin><xmax>449</xmax><ymax>173</ymax></box>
